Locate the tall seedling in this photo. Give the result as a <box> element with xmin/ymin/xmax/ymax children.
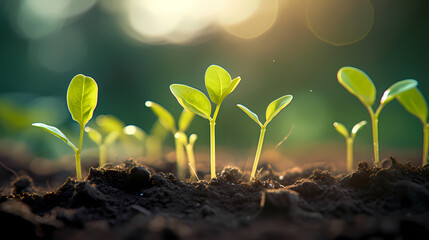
<box><xmin>145</xmin><ymin>101</ymin><xmax>194</xmax><ymax>179</ymax></box>
<box><xmin>33</xmin><ymin>74</ymin><xmax>98</xmax><ymax>180</ymax></box>
<box><xmin>337</xmin><ymin>67</ymin><xmax>417</xmax><ymax>166</ymax></box>
<box><xmin>170</xmin><ymin>65</ymin><xmax>241</xmax><ymax>179</ymax></box>
<box><xmin>396</xmin><ymin>87</ymin><xmax>429</xmax><ymax>165</ymax></box>
<box><xmin>237</xmin><ymin>95</ymin><xmax>293</xmax><ymax>181</ymax></box>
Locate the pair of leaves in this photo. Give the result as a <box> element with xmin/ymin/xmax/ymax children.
<box><xmin>145</xmin><ymin>101</ymin><xmax>194</xmax><ymax>133</ymax></box>
<box><xmin>333</xmin><ymin>120</ymin><xmax>367</xmax><ymax>139</ymax></box>
<box><xmin>85</xmin><ymin>126</ymin><xmax>120</xmax><ymax>146</ymax></box>
<box><xmin>170</xmin><ymin>65</ymin><xmax>240</xmax><ymax>120</ymax></box>
<box><xmin>396</xmin><ymin>88</ymin><xmax>428</xmax><ymax>125</ymax></box>
<box><xmin>32</xmin><ymin>74</ymin><xmax>98</xmax><ymax>151</ymax></box>
<box><xmin>337</xmin><ymin>67</ymin><xmax>418</xmax><ymax>107</ymax></box>
<box><xmin>237</xmin><ymin>95</ymin><xmax>293</xmax><ymax>127</ymax></box>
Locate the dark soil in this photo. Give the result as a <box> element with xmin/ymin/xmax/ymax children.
<box><xmin>1</xmin><ymin>157</ymin><xmax>429</xmax><ymax>240</ymax></box>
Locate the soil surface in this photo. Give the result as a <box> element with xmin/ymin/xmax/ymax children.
<box><xmin>1</xmin><ymin>155</ymin><xmax>429</xmax><ymax>240</ymax></box>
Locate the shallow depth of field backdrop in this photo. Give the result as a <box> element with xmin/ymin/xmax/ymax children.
<box><xmin>0</xmin><ymin>0</ymin><xmax>428</xmax><ymax>168</ymax></box>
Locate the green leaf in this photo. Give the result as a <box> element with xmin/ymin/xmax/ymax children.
<box><xmin>96</xmin><ymin>115</ymin><xmax>124</xmax><ymax>133</ymax></box>
<box><xmin>32</xmin><ymin>123</ymin><xmax>77</xmax><ymax>151</ymax></box>
<box><xmin>104</xmin><ymin>131</ymin><xmax>120</xmax><ymax>145</ymax></box>
<box><xmin>205</xmin><ymin>65</ymin><xmax>232</xmax><ymax>104</ymax></box>
<box><xmin>397</xmin><ymin>87</ymin><xmax>428</xmax><ymax>124</ymax></box>
<box><xmin>351</xmin><ymin>120</ymin><xmax>367</xmax><ymax>138</ymax></box>
<box><xmin>237</xmin><ymin>104</ymin><xmax>262</xmax><ymax>126</ymax></box>
<box><xmin>145</xmin><ymin>101</ymin><xmax>176</xmax><ymax>133</ymax></box>
<box><xmin>333</xmin><ymin>122</ymin><xmax>349</xmax><ymax>139</ymax></box>
<box><xmin>221</xmin><ymin>76</ymin><xmax>241</xmax><ymax>101</ymax></box>
<box><xmin>381</xmin><ymin>79</ymin><xmax>418</xmax><ymax>105</ymax></box>
<box><xmin>170</xmin><ymin>84</ymin><xmax>212</xmax><ymax>120</ymax></box>
<box><xmin>337</xmin><ymin>67</ymin><xmax>376</xmax><ymax>107</ymax></box>
<box><xmin>123</xmin><ymin>125</ymin><xmax>146</xmax><ymax>141</ymax></box>
<box><xmin>265</xmin><ymin>95</ymin><xmax>293</xmax><ymax>124</ymax></box>
<box><xmin>67</xmin><ymin>74</ymin><xmax>98</xmax><ymax>128</ymax></box>
<box><xmin>85</xmin><ymin>126</ymin><xmax>102</xmax><ymax>145</ymax></box>
<box><xmin>178</xmin><ymin>109</ymin><xmax>195</xmax><ymax>132</ymax></box>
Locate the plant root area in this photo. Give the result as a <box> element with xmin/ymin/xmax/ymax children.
<box><xmin>1</xmin><ymin>157</ymin><xmax>429</xmax><ymax>240</ymax></box>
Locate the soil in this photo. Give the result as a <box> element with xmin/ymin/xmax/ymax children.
<box><xmin>1</xmin><ymin>152</ymin><xmax>429</xmax><ymax>240</ymax></box>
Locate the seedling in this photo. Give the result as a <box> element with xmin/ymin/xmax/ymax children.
<box><xmin>176</xmin><ymin>132</ymin><xmax>199</xmax><ymax>180</ymax></box>
<box><xmin>85</xmin><ymin>126</ymin><xmax>119</xmax><ymax>167</ymax></box>
<box><xmin>337</xmin><ymin>66</ymin><xmax>417</xmax><ymax>166</ymax></box>
<box><xmin>32</xmin><ymin>74</ymin><xmax>98</xmax><ymax>180</ymax></box>
<box><xmin>237</xmin><ymin>95</ymin><xmax>293</xmax><ymax>181</ymax></box>
<box><xmin>396</xmin><ymin>87</ymin><xmax>429</xmax><ymax>165</ymax></box>
<box><xmin>145</xmin><ymin>101</ymin><xmax>194</xmax><ymax>179</ymax></box>
<box><xmin>333</xmin><ymin>121</ymin><xmax>367</xmax><ymax>172</ymax></box>
<box><xmin>170</xmin><ymin>65</ymin><xmax>241</xmax><ymax>179</ymax></box>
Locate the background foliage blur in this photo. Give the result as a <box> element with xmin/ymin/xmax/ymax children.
<box><xmin>0</xmin><ymin>0</ymin><xmax>428</xmax><ymax>162</ymax></box>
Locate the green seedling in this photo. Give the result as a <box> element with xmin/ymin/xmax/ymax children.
<box><xmin>396</xmin><ymin>87</ymin><xmax>429</xmax><ymax>165</ymax></box>
<box><xmin>237</xmin><ymin>95</ymin><xmax>293</xmax><ymax>181</ymax></box>
<box><xmin>333</xmin><ymin>121</ymin><xmax>367</xmax><ymax>172</ymax></box>
<box><xmin>176</xmin><ymin>132</ymin><xmax>199</xmax><ymax>180</ymax></box>
<box><xmin>32</xmin><ymin>74</ymin><xmax>98</xmax><ymax>180</ymax></box>
<box><xmin>170</xmin><ymin>65</ymin><xmax>241</xmax><ymax>179</ymax></box>
<box><xmin>85</xmin><ymin>126</ymin><xmax>119</xmax><ymax>167</ymax></box>
<box><xmin>145</xmin><ymin>121</ymin><xmax>169</xmax><ymax>160</ymax></box>
<box><xmin>145</xmin><ymin>101</ymin><xmax>194</xmax><ymax>179</ymax></box>
<box><xmin>337</xmin><ymin>66</ymin><xmax>417</xmax><ymax>166</ymax></box>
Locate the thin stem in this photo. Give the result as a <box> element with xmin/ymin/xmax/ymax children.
<box><xmin>174</xmin><ymin>136</ymin><xmax>186</xmax><ymax>179</ymax></box>
<box><xmin>209</xmin><ymin>120</ymin><xmax>216</xmax><ymax>179</ymax></box>
<box><xmin>422</xmin><ymin>123</ymin><xmax>429</xmax><ymax>166</ymax></box>
<box><xmin>250</xmin><ymin>126</ymin><xmax>267</xmax><ymax>181</ymax></box>
<box><xmin>75</xmin><ymin>126</ymin><xmax>85</xmax><ymax>180</ymax></box>
<box><xmin>365</xmin><ymin>105</ymin><xmax>380</xmax><ymax>167</ymax></box>
<box><xmin>99</xmin><ymin>144</ymin><xmax>106</xmax><ymax>167</ymax></box>
<box><xmin>346</xmin><ymin>138</ymin><xmax>354</xmax><ymax>172</ymax></box>
<box><xmin>186</xmin><ymin>144</ymin><xmax>197</xmax><ymax>180</ymax></box>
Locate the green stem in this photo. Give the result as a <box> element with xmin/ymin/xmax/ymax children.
<box><xmin>346</xmin><ymin>138</ymin><xmax>354</xmax><ymax>172</ymax></box>
<box><xmin>99</xmin><ymin>144</ymin><xmax>106</xmax><ymax>167</ymax></box>
<box><xmin>209</xmin><ymin>120</ymin><xmax>216</xmax><ymax>179</ymax></box>
<box><xmin>423</xmin><ymin>123</ymin><xmax>429</xmax><ymax>166</ymax></box>
<box><xmin>186</xmin><ymin>144</ymin><xmax>197</xmax><ymax>180</ymax></box>
<box><xmin>75</xmin><ymin>126</ymin><xmax>85</xmax><ymax>180</ymax></box>
<box><xmin>365</xmin><ymin>105</ymin><xmax>381</xmax><ymax>167</ymax></box>
<box><xmin>250</xmin><ymin>126</ymin><xmax>266</xmax><ymax>181</ymax></box>
<box><xmin>174</xmin><ymin>136</ymin><xmax>186</xmax><ymax>179</ymax></box>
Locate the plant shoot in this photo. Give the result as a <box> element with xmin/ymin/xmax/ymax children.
<box><xmin>337</xmin><ymin>66</ymin><xmax>417</xmax><ymax>166</ymax></box>
<box><xmin>32</xmin><ymin>74</ymin><xmax>98</xmax><ymax>180</ymax></box>
<box><xmin>237</xmin><ymin>95</ymin><xmax>293</xmax><ymax>181</ymax></box>
<box><xmin>333</xmin><ymin>121</ymin><xmax>367</xmax><ymax>172</ymax></box>
<box><xmin>170</xmin><ymin>65</ymin><xmax>241</xmax><ymax>179</ymax></box>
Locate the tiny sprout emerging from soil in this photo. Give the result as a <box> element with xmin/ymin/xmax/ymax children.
<box><xmin>333</xmin><ymin>120</ymin><xmax>367</xmax><ymax>172</ymax></box>
<box><xmin>85</xmin><ymin>126</ymin><xmax>119</xmax><ymax>167</ymax></box>
<box><xmin>32</xmin><ymin>74</ymin><xmax>98</xmax><ymax>180</ymax></box>
<box><xmin>396</xmin><ymin>87</ymin><xmax>429</xmax><ymax>165</ymax></box>
<box><xmin>237</xmin><ymin>95</ymin><xmax>293</xmax><ymax>181</ymax></box>
<box><xmin>176</xmin><ymin>132</ymin><xmax>198</xmax><ymax>180</ymax></box>
<box><xmin>145</xmin><ymin>101</ymin><xmax>195</xmax><ymax>179</ymax></box>
<box><xmin>170</xmin><ymin>65</ymin><xmax>241</xmax><ymax>179</ymax></box>
<box><xmin>337</xmin><ymin>66</ymin><xmax>417</xmax><ymax>166</ymax></box>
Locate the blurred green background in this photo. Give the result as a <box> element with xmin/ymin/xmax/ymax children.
<box><xmin>0</xmin><ymin>0</ymin><xmax>428</xmax><ymax>162</ymax></box>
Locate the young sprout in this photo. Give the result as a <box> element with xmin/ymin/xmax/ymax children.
<box><xmin>170</xmin><ymin>65</ymin><xmax>241</xmax><ymax>179</ymax></box>
<box><xmin>32</xmin><ymin>74</ymin><xmax>98</xmax><ymax>180</ymax></box>
<box><xmin>396</xmin><ymin>87</ymin><xmax>429</xmax><ymax>165</ymax></box>
<box><xmin>337</xmin><ymin>67</ymin><xmax>417</xmax><ymax>166</ymax></box>
<box><xmin>333</xmin><ymin>121</ymin><xmax>367</xmax><ymax>172</ymax></box>
<box><xmin>145</xmin><ymin>101</ymin><xmax>194</xmax><ymax>179</ymax></box>
<box><xmin>176</xmin><ymin>132</ymin><xmax>199</xmax><ymax>180</ymax></box>
<box><xmin>85</xmin><ymin>126</ymin><xmax>119</xmax><ymax>167</ymax></box>
<box><xmin>237</xmin><ymin>95</ymin><xmax>293</xmax><ymax>181</ymax></box>
<box><xmin>145</xmin><ymin>121</ymin><xmax>169</xmax><ymax>160</ymax></box>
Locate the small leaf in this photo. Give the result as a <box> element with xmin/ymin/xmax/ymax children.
<box><xmin>381</xmin><ymin>79</ymin><xmax>418</xmax><ymax>105</ymax></box>
<box><xmin>67</xmin><ymin>74</ymin><xmax>98</xmax><ymax>128</ymax></box>
<box><xmin>221</xmin><ymin>77</ymin><xmax>241</xmax><ymax>101</ymax></box>
<box><xmin>178</xmin><ymin>109</ymin><xmax>195</xmax><ymax>132</ymax></box>
<box><xmin>123</xmin><ymin>125</ymin><xmax>146</xmax><ymax>141</ymax></box>
<box><xmin>32</xmin><ymin>123</ymin><xmax>77</xmax><ymax>151</ymax></box>
<box><xmin>104</xmin><ymin>131</ymin><xmax>120</xmax><ymax>145</ymax></box>
<box><xmin>237</xmin><ymin>104</ymin><xmax>262</xmax><ymax>126</ymax></box>
<box><xmin>397</xmin><ymin>87</ymin><xmax>428</xmax><ymax>124</ymax></box>
<box><xmin>189</xmin><ymin>134</ymin><xmax>198</xmax><ymax>146</ymax></box>
<box><xmin>205</xmin><ymin>65</ymin><xmax>232</xmax><ymax>104</ymax></box>
<box><xmin>333</xmin><ymin>122</ymin><xmax>349</xmax><ymax>139</ymax></box>
<box><xmin>145</xmin><ymin>101</ymin><xmax>176</xmax><ymax>133</ymax></box>
<box><xmin>96</xmin><ymin>115</ymin><xmax>124</xmax><ymax>133</ymax></box>
<box><xmin>265</xmin><ymin>95</ymin><xmax>293</xmax><ymax>124</ymax></box>
<box><xmin>170</xmin><ymin>84</ymin><xmax>212</xmax><ymax>120</ymax></box>
<box><xmin>85</xmin><ymin>126</ymin><xmax>102</xmax><ymax>145</ymax></box>
<box><xmin>351</xmin><ymin>120</ymin><xmax>367</xmax><ymax>138</ymax></box>
<box><xmin>337</xmin><ymin>67</ymin><xmax>376</xmax><ymax>107</ymax></box>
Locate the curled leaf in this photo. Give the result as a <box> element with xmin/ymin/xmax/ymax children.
<box><xmin>351</xmin><ymin>120</ymin><xmax>367</xmax><ymax>138</ymax></box>
<box><xmin>170</xmin><ymin>84</ymin><xmax>212</xmax><ymax>120</ymax></box>
<box><xmin>265</xmin><ymin>95</ymin><xmax>293</xmax><ymax>124</ymax></box>
<box><xmin>396</xmin><ymin>87</ymin><xmax>428</xmax><ymax>124</ymax></box>
<box><xmin>237</xmin><ymin>104</ymin><xmax>262</xmax><ymax>126</ymax></box>
<box><xmin>381</xmin><ymin>79</ymin><xmax>418</xmax><ymax>105</ymax></box>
